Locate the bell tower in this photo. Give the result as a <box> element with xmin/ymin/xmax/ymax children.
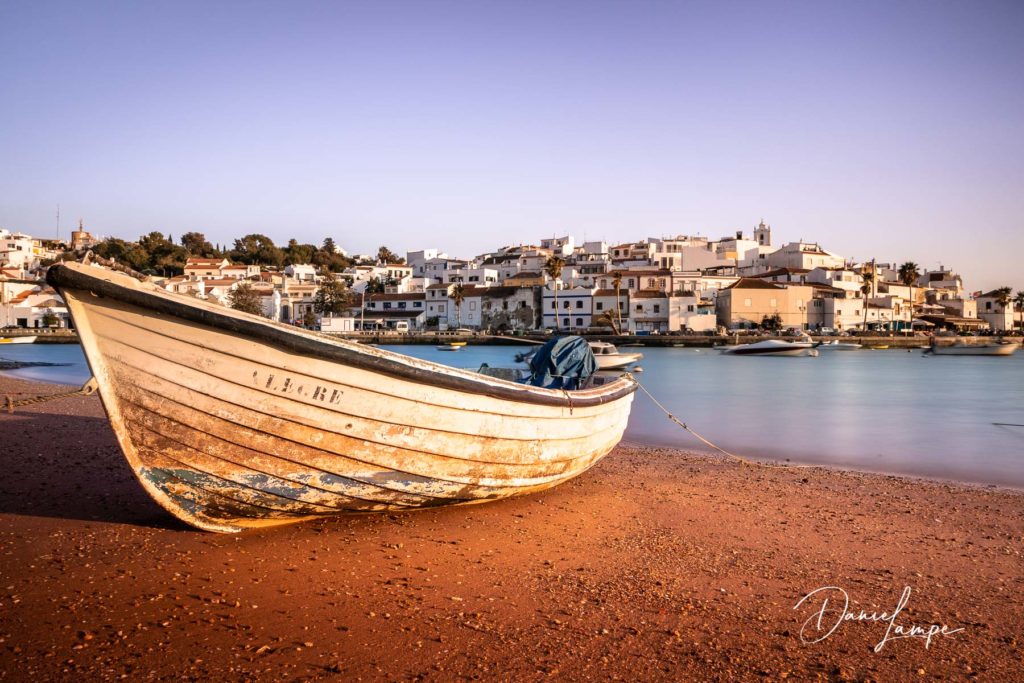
<box><xmin>754</xmin><ymin>219</ymin><xmax>772</xmax><ymax>247</ymax></box>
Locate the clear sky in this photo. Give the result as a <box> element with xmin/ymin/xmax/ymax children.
<box><xmin>2</xmin><ymin>0</ymin><xmax>1021</xmax><ymax>291</ymax></box>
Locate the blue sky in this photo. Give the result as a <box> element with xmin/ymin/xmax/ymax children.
<box><xmin>1</xmin><ymin>0</ymin><xmax>1021</xmax><ymax>291</ymax></box>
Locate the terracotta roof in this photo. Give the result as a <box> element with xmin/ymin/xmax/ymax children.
<box><xmin>632</xmin><ymin>290</ymin><xmax>668</xmax><ymax>299</ymax></box>
<box><xmin>725</xmin><ymin>278</ymin><xmax>784</xmax><ymax>290</ymax></box>
<box><xmin>366</xmin><ymin>293</ymin><xmax>426</xmax><ymax>302</ymax></box>
<box><xmin>751</xmin><ymin>268</ymin><xmax>810</xmax><ymax>278</ymax></box>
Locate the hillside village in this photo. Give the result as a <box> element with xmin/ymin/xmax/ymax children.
<box><xmin>2</xmin><ymin>221</ymin><xmax>1021</xmax><ymax>336</ymax></box>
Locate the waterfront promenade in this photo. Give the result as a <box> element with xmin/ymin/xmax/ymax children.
<box><xmin>0</xmin><ymin>374</ymin><xmax>1021</xmax><ymax>680</ymax></box>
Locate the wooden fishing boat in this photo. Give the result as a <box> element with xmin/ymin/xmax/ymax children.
<box><xmin>47</xmin><ymin>262</ymin><xmax>637</xmax><ymax>533</ymax></box>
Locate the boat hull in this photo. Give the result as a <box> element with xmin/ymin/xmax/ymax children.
<box><xmin>721</xmin><ymin>340</ymin><xmax>815</xmax><ymax>357</ymax></box>
<box><xmin>926</xmin><ymin>343</ymin><xmax>1019</xmax><ymax>356</ymax></box>
<box><xmin>0</xmin><ymin>336</ymin><xmax>36</xmax><ymax>344</ymax></box>
<box><xmin>48</xmin><ymin>263</ymin><xmax>637</xmax><ymax>533</ymax></box>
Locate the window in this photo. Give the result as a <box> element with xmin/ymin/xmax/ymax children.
<box><xmin>744</xmin><ymin>298</ymin><xmax>752</xmax><ymax>307</ymax></box>
<box><xmin>653</xmin><ymin>305</ymin><xmax>660</xmax><ymax>313</ymax></box>
<box><xmin>383</xmin><ymin>302</ymin><xmax>391</xmax><ymax>310</ymax></box>
<box><xmin>575</xmin><ymin>300</ymin><xmax>583</xmax><ymax>309</ymax></box>
<box><xmin>687</xmin><ymin>305</ymin><xmax>694</xmax><ymax>312</ymax></box>
<box><xmin>635</xmin><ymin>304</ymin><xmax>642</xmax><ymax>312</ymax></box>
<box><xmin>398</xmin><ymin>302</ymin><xmax>407</xmax><ymax>309</ymax></box>
<box><xmin>563</xmin><ymin>301</ymin><xmax>570</xmax><ymax>309</ymax></box>
<box><xmin>470</xmin><ymin>302</ymin><xmax>476</xmax><ymax>310</ymax></box>
<box><xmin>576</xmin><ymin>318</ymin><xmax>583</xmax><ymax>327</ymax></box>
<box><xmin>562</xmin><ymin>317</ymin><xmax>569</xmax><ymax>326</ymax></box>
<box><xmin>770</xmin><ymin>298</ymin><xmax>777</xmax><ymax>307</ymax></box>
<box><xmin>596</xmin><ymin>302</ymin><xmax>604</xmax><ymax>311</ymax></box>
<box><xmin>551</xmin><ymin>302</ymin><xmax>556</xmax><ymax>309</ymax></box>
<box><xmin>414</xmin><ymin>302</ymin><xmax>422</xmax><ymax>308</ymax></box>
<box><xmin>628</xmin><ymin>279</ymin><xmax>635</xmax><ymax>288</ymax></box>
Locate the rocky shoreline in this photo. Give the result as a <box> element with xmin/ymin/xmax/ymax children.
<box><xmin>0</xmin><ymin>375</ymin><xmax>1021</xmax><ymax>681</ymax></box>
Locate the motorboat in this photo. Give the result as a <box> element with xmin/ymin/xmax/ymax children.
<box><xmin>46</xmin><ymin>261</ymin><xmax>638</xmax><ymax>533</ymax></box>
<box><xmin>0</xmin><ymin>336</ymin><xmax>37</xmax><ymax>344</ymax></box>
<box><xmin>588</xmin><ymin>341</ymin><xmax>643</xmax><ymax>370</ymax></box>
<box><xmin>817</xmin><ymin>340</ymin><xmax>862</xmax><ymax>351</ymax></box>
<box><xmin>720</xmin><ymin>339</ymin><xmax>818</xmax><ymax>357</ymax></box>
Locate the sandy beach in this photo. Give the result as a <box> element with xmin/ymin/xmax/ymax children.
<box><xmin>1</xmin><ymin>374</ymin><xmax>1021</xmax><ymax>681</ymax></box>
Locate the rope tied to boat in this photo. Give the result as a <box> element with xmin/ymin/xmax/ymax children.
<box><xmin>625</xmin><ymin>372</ymin><xmax>761</xmax><ymax>467</ymax></box>
<box><xmin>4</xmin><ymin>377</ymin><xmax>98</xmax><ymax>414</ymax></box>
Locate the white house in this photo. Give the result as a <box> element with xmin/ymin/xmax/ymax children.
<box><xmin>542</xmin><ymin>285</ymin><xmax>594</xmax><ymax>332</ymax></box>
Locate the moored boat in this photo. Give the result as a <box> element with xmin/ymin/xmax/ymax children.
<box><xmin>924</xmin><ymin>341</ymin><xmax>1019</xmax><ymax>357</ymax></box>
<box><xmin>720</xmin><ymin>339</ymin><xmax>817</xmax><ymax>357</ymax></box>
<box><xmin>817</xmin><ymin>340</ymin><xmax>862</xmax><ymax>351</ymax></box>
<box><xmin>47</xmin><ymin>262</ymin><xmax>638</xmax><ymax>533</ymax></box>
<box><xmin>0</xmin><ymin>335</ymin><xmax>37</xmax><ymax>344</ymax></box>
<box><xmin>588</xmin><ymin>341</ymin><xmax>643</xmax><ymax>370</ymax></box>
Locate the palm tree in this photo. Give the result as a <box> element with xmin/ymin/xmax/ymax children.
<box><xmin>1015</xmin><ymin>290</ymin><xmax>1024</xmax><ymax>331</ymax></box>
<box><xmin>544</xmin><ymin>256</ymin><xmax>565</xmax><ymax>332</ymax></box>
<box><xmin>452</xmin><ymin>283</ymin><xmax>465</xmax><ymax>328</ymax></box>
<box><xmin>993</xmin><ymin>287</ymin><xmax>1013</xmax><ymax>332</ymax></box>
<box><xmin>898</xmin><ymin>262</ymin><xmax>919</xmax><ymax>335</ymax></box>
<box><xmin>860</xmin><ymin>268</ymin><xmax>874</xmax><ymax>332</ymax></box>
<box><xmin>612</xmin><ymin>270</ymin><xmax>623</xmax><ymax>334</ymax></box>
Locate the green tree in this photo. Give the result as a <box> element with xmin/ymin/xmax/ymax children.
<box><xmin>312</xmin><ymin>237</ymin><xmax>351</xmax><ymax>272</ymax></box>
<box><xmin>1015</xmin><ymin>291</ymin><xmax>1024</xmax><ymax>331</ymax></box>
<box><xmin>611</xmin><ymin>270</ymin><xmax>623</xmax><ymax>334</ymax></box>
<box><xmin>303</xmin><ymin>309</ymin><xmax>317</xmax><ymax>329</ymax></box>
<box><xmin>452</xmin><ymin>283</ymin><xmax>465</xmax><ymax>328</ymax></box>
<box><xmin>181</xmin><ymin>232</ymin><xmax>216</xmax><ymax>257</ymax></box>
<box><xmin>761</xmin><ymin>313</ymin><xmax>783</xmax><ymax>332</ymax></box>
<box><xmin>230</xmin><ymin>234</ymin><xmax>284</xmax><ymax>268</ymax></box>
<box><xmin>993</xmin><ymin>286</ymin><xmax>1012</xmax><ymax>310</ymax></box>
<box><xmin>860</xmin><ymin>268</ymin><xmax>874</xmax><ymax>331</ymax></box>
<box><xmin>376</xmin><ymin>246</ymin><xmax>404</xmax><ymax>265</ymax></box>
<box><xmin>364</xmin><ymin>277</ymin><xmax>386</xmax><ymax>294</ymax></box>
<box><xmin>284</xmin><ymin>239</ymin><xmax>317</xmax><ymax>266</ymax></box>
<box><xmin>41</xmin><ymin>308</ymin><xmax>60</xmax><ymax>327</ymax></box>
<box><xmin>545</xmin><ymin>256</ymin><xmax>566</xmax><ymax>332</ymax></box>
<box><xmin>898</xmin><ymin>261</ymin><xmax>919</xmax><ymax>335</ymax></box>
<box><xmin>313</xmin><ymin>271</ymin><xmax>352</xmax><ymax>317</ymax></box>
<box><xmin>228</xmin><ymin>282</ymin><xmax>264</xmax><ymax>316</ymax></box>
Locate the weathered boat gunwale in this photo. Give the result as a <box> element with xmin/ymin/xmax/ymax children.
<box><xmin>47</xmin><ymin>264</ymin><xmax>637</xmax><ymax>408</ymax></box>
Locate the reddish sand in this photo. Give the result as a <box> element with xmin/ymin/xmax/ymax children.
<box><xmin>0</xmin><ymin>375</ymin><xmax>1021</xmax><ymax>681</ymax></box>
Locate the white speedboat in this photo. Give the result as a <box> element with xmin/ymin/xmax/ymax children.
<box><xmin>720</xmin><ymin>339</ymin><xmax>818</xmax><ymax>357</ymax></box>
<box><xmin>817</xmin><ymin>340</ymin><xmax>862</xmax><ymax>351</ymax></box>
<box><xmin>0</xmin><ymin>335</ymin><xmax>37</xmax><ymax>344</ymax></box>
<box><xmin>924</xmin><ymin>342</ymin><xmax>1019</xmax><ymax>357</ymax></box>
<box><xmin>588</xmin><ymin>341</ymin><xmax>643</xmax><ymax>370</ymax></box>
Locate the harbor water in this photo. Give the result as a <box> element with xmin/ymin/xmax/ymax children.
<box><xmin>3</xmin><ymin>342</ymin><xmax>1022</xmax><ymax>488</ymax></box>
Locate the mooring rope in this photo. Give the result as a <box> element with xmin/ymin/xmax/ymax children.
<box><xmin>625</xmin><ymin>373</ymin><xmax>756</xmax><ymax>466</ymax></box>
<box><xmin>4</xmin><ymin>377</ymin><xmax>98</xmax><ymax>414</ymax></box>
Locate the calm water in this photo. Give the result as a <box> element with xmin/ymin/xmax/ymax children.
<box><xmin>4</xmin><ymin>342</ymin><xmax>1023</xmax><ymax>488</ymax></box>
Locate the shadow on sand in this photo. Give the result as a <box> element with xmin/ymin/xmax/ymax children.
<box><xmin>0</xmin><ymin>408</ymin><xmax>190</xmax><ymax>531</ymax></box>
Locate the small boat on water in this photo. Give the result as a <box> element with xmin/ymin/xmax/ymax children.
<box><xmin>0</xmin><ymin>336</ymin><xmax>37</xmax><ymax>344</ymax></box>
<box><xmin>588</xmin><ymin>341</ymin><xmax>643</xmax><ymax>370</ymax></box>
<box><xmin>47</xmin><ymin>262</ymin><xmax>638</xmax><ymax>533</ymax></box>
<box><xmin>720</xmin><ymin>339</ymin><xmax>818</xmax><ymax>357</ymax></box>
<box><xmin>817</xmin><ymin>340</ymin><xmax>862</xmax><ymax>351</ymax></box>
<box><xmin>436</xmin><ymin>343</ymin><xmax>464</xmax><ymax>351</ymax></box>
<box><xmin>924</xmin><ymin>341</ymin><xmax>1019</xmax><ymax>357</ymax></box>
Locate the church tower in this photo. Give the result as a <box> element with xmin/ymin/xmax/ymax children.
<box><xmin>754</xmin><ymin>219</ymin><xmax>772</xmax><ymax>247</ymax></box>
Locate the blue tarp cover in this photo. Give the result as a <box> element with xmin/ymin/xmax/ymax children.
<box><xmin>526</xmin><ymin>336</ymin><xmax>598</xmax><ymax>390</ymax></box>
